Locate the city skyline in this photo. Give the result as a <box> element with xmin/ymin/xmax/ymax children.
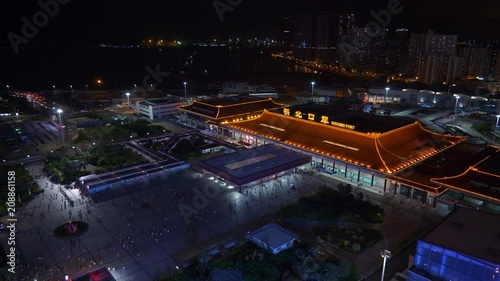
<box><xmin>1</xmin><ymin>0</ymin><xmax>500</xmax><ymax>45</ymax></box>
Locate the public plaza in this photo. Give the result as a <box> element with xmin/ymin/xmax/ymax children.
<box><xmin>1</xmin><ymin>156</ymin><xmax>442</xmax><ymax>281</ymax></box>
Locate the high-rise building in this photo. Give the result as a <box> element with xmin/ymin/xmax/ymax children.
<box><xmin>315</xmin><ymin>11</ymin><xmax>339</xmax><ymax>63</ymax></box>
<box><xmin>338</xmin><ymin>14</ymin><xmax>356</xmax><ymax>43</ymax></box>
<box><xmin>494</xmin><ymin>54</ymin><xmax>500</xmax><ymax>80</ymax></box>
<box><xmin>416</xmin><ymin>55</ymin><xmax>463</xmax><ymax>84</ymax></box>
<box><xmin>408</xmin><ymin>31</ymin><xmax>459</xmax><ymax>83</ymax></box>
<box><xmin>409</xmin><ymin>30</ymin><xmax>457</xmax><ymax>57</ymax></box>
<box><xmin>484</xmin><ymin>41</ymin><xmax>500</xmax><ymax>79</ymax></box>
<box><xmin>293</xmin><ymin>11</ymin><xmax>342</xmax><ymax>62</ymax></box>
<box><xmin>293</xmin><ymin>12</ymin><xmax>314</xmax><ymax>60</ymax></box>
<box><xmin>457</xmin><ymin>44</ymin><xmax>487</xmax><ymax>77</ymax></box>
<box><xmin>278</xmin><ymin>17</ymin><xmax>294</xmax><ymax>48</ymax></box>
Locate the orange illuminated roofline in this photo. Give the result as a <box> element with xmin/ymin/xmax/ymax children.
<box><xmin>224</xmin><ymin>110</ymin><xmax>464</xmax><ymax>174</ymax></box>
<box><xmin>178</xmin><ymin>99</ymin><xmax>288</xmax><ymax>120</ymax></box>
<box><xmin>431</xmin><ymin>167</ymin><xmax>500</xmax><ymax>202</ymax></box>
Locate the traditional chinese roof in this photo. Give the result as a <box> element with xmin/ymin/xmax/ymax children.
<box><xmin>432</xmin><ymin>168</ymin><xmax>500</xmax><ymax>202</ymax></box>
<box><xmin>177</xmin><ymin>98</ymin><xmax>287</xmax><ymax>120</ymax></box>
<box><xmin>225</xmin><ymin>110</ymin><xmax>465</xmax><ymax>174</ymax></box>
<box><xmin>430</xmin><ymin>147</ymin><xmax>500</xmax><ymax>202</ymax></box>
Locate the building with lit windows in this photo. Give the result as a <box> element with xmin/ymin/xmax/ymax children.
<box><xmin>136</xmin><ymin>98</ymin><xmax>186</xmax><ymax>120</ymax></box>
<box><xmin>407</xmin><ymin>207</ymin><xmax>500</xmax><ymax>281</ymax></box>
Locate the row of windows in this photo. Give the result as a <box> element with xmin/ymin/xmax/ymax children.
<box><xmin>413</xmin><ymin>241</ymin><xmax>500</xmax><ymax>281</ymax></box>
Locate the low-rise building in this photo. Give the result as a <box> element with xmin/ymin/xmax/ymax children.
<box><xmin>136</xmin><ymin>98</ymin><xmax>186</xmax><ymax>120</ymax></box>
<box><xmin>247</xmin><ymin>223</ymin><xmax>299</xmax><ymax>254</ymax></box>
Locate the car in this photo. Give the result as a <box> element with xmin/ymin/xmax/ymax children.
<box><xmin>215</xmin><ymin>180</ymin><xmax>226</xmax><ymax>186</ymax></box>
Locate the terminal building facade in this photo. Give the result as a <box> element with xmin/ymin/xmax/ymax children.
<box><xmin>180</xmin><ymin>98</ymin><xmax>500</xmax><ymax>213</ymax></box>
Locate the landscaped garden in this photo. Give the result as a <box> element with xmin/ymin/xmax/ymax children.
<box><xmin>86</xmin><ymin>144</ymin><xmax>148</xmax><ymax>174</ymax></box>
<box><xmin>44</xmin><ymin>144</ymin><xmax>148</xmax><ymax>183</ymax></box>
<box><xmin>44</xmin><ymin>150</ymin><xmax>91</xmax><ymax>184</ymax></box>
<box><xmin>162</xmin><ymin>240</ymin><xmax>357</xmax><ymax>281</ymax></box>
<box><xmin>277</xmin><ymin>184</ymin><xmax>384</xmax><ymax>223</ymax></box>
<box><xmin>0</xmin><ymin>165</ymin><xmax>42</xmax><ymax>215</ymax></box>
<box><xmin>74</xmin><ymin>118</ymin><xmax>166</xmax><ymax>145</ymax></box>
<box><xmin>320</xmin><ymin>228</ymin><xmax>383</xmax><ymax>253</ymax></box>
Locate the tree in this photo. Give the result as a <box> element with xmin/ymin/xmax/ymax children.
<box><xmin>197</xmin><ymin>251</ymin><xmax>209</xmax><ymax>279</ymax></box>
<box><xmin>320</xmin><ymin>263</ymin><xmax>339</xmax><ymax>281</ymax></box>
<box><xmin>336</xmin><ymin>260</ymin><xmax>350</xmax><ymax>279</ymax></box>
<box><xmin>337</xmin><ymin>183</ymin><xmax>352</xmax><ymax>198</ymax></box>
<box><xmin>289</xmin><ymin>248</ymin><xmax>307</xmax><ymax>265</ymax></box>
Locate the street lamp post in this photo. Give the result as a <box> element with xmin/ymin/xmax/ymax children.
<box><xmin>183</xmin><ymin>82</ymin><xmax>187</xmax><ymax>98</ymax></box>
<box><xmin>385</xmin><ymin>87</ymin><xmax>390</xmax><ymax>110</ymax></box>
<box><xmin>311</xmin><ymin>82</ymin><xmax>315</xmax><ymax>97</ymax></box>
<box><xmin>493</xmin><ymin>114</ymin><xmax>500</xmax><ymax>146</ymax></box>
<box><xmin>125</xmin><ymin>92</ymin><xmax>131</xmax><ymax>113</ymax></box>
<box><xmin>57</xmin><ymin>109</ymin><xmax>65</xmax><ymax>147</ymax></box>
<box><xmin>380</xmin><ymin>249</ymin><xmax>391</xmax><ymax>281</ymax></box>
<box><xmin>97</xmin><ymin>80</ymin><xmax>102</xmax><ymax>90</ymax></box>
<box><xmin>134</xmin><ymin>84</ymin><xmax>137</xmax><ymax>91</ymax></box>
<box><xmin>6</xmin><ymin>85</ymin><xmax>9</xmax><ymax>92</ymax></box>
<box><xmin>70</xmin><ymin>85</ymin><xmax>73</xmax><ymax>91</ymax></box>
<box><xmin>454</xmin><ymin>95</ymin><xmax>460</xmax><ymax>124</ymax></box>
<box><xmin>53</xmin><ymin>85</ymin><xmax>56</xmax><ymax>91</ymax></box>
<box><xmin>85</xmin><ymin>84</ymin><xmax>88</xmax><ymax>91</ymax></box>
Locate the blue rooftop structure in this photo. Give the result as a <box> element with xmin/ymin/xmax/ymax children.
<box><xmin>199</xmin><ymin>144</ymin><xmax>311</xmax><ymax>186</ymax></box>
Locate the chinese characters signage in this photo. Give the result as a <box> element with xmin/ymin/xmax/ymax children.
<box><xmin>283</xmin><ymin>109</ymin><xmax>355</xmax><ymax>130</ymax></box>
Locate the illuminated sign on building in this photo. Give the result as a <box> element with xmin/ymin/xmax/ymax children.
<box><xmin>284</xmin><ymin>109</ymin><xmax>355</xmax><ymax>130</ymax></box>
<box><xmin>330</xmin><ymin>121</ymin><xmax>355</xmax><ymax>130</ymax></box>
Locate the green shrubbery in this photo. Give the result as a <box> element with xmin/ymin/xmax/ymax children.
<box><xmin>277</xmin><ymin>187</ymin><xmax>384</xmax><ymax>223</ymax></box>
<box><xmin>0</xmin><ymin>165</ymin><xmax>40</xmax><ymax>215</ymax></box>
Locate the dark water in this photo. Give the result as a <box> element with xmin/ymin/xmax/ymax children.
<box><xmin>1</xmin><ymin>46</ymin><xmax>336</xmax><ymax>91</ymax></box>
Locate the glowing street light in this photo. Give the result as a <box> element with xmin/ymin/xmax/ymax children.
<box><xmin>380</xmin><ymin>249</ymin><xmax>391</xmax><ymax>281</ymax></box>
<box><xmin>57</xmin><ymin>109</ymin><xmax>65</xmax><ymax>147</ymax></box>
<box><xmin>125</xmin><ymin>92</ymin><xmax>131</xmax><ymax>113</ymax></box>
<box><xmin>493</xmin><ymin>114</ymin><xmax>500</xmax><ymax>146</ymax></box>
<box><xmin>6</xmin><ymin>85</ymin><xmax>9</xmax><ymax>91</ymax></box>
<box><xmin>134</xmin><ymin>84</ymin><xmax>137</xmax><ymax>91</ymax></box>
<box><xmin>85</xmin><ymin>84</ymin><xmax>88</xmax><ymax>91</ymax></box>
<box><xmin>70</xmin><ymin>85</ymin><xmax>73</xmax><ymax>91</ymax></box>
<box><xmin>183</xmin><ymin>82</ymin><xmax>187</xmax><ymax>98</ymax></box>
<box><xmin>97</xmin><ymin>80</ymin><xmax>102</xmax><ymax>90</ymax></box>
<box><xmin>385</xmin><ymin>87</ymin><xmax>390</xmax><ymax>110</ymax></box>
<box><xmin>311</xmin><ymin>81</ymin><xmax>315</xmax><ymax>97</ymax></box>
<box><xmin>53</xmin><ymin>85</ymin><xmax>56</xmax><ymax>91</ymax></box>
<box><xmin>453</xmin><ymin>95</ymin><xmax>460</xmax><ymax>124</ymax></box>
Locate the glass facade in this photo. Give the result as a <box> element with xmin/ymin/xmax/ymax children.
<box><xmin>408</xmin><ymin>241</ymin><xmax>500</xmax><ymax>281</ymax></box>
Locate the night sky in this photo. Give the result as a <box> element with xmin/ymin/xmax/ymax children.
<box><xmin>1</xmin><ymin>0</ymin><xmax>499</xmax><ymax>45</ymax></box>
